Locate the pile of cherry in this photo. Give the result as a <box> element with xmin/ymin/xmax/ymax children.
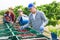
<box><xmin>15</xmin><ymin>25</ymin><xmax>36</xmax><ymax>37</ymax></box>
<box><xmin>17</xmin><ymin>29</ymin><xmax>36</xmax><ymax>37</ymax></box>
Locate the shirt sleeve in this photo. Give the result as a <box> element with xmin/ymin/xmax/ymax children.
<box><xmin>16</xmin><ymin>16</ymin><xmax>20</xmax><ymax>22</ymax></box>
<box><xmin>29</xmin><ymin>14</ymin><xmax>32</xmax><ymax>27</ymax></box>
<box><xmin>40</xmin><ymin>11</ymin><xmax>48</xmax><ymax>26</ymax></box>
<box><xmin>20</xmin><ymin>23</ymin><xmax>29</xmax><ymax>30</ymax></box>
<box><xmin>19</xmin><ymin>14</ymin><xmax>32</xmax><ymax>30</ymax></box>
<box><xmin>4</xmin><ymin>14</ymin><xmax>7</xmax><ymax>16</ymax></box>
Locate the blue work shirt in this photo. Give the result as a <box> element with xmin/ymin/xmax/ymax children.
<box><xmin>29</xmin><ymin>10</ymin><xmax>48</xmax><ymax>32</ymax></box>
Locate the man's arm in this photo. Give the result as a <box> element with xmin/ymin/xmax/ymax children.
<box><xmin>20</xmin><ymin>23</ymin><xmax>29</xmax><ymax>30</ymax></box>
<box><xmin>16</xmin><ymin>16</ymin><xmax>20</xmax><ymax>23</ymax></box>
<box><xmin>20</xmin><ymin>14</ymin><xmax>32</xmax><ymax>30</ymax></box>
<box><xmin>40</xmin><ymin>11</ymin><xmax>48</xmax><ymax>26</ymax></box>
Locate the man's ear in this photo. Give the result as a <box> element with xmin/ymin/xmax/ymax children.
<box><xmin>29</xmin><ymin>10</ymin><xmax>31</xmax><ymax>11</ymax></box>
<box><xmin>33</xmin><ymin>6</ymin><xmax>36</xmax><ymax>8</ymax></box>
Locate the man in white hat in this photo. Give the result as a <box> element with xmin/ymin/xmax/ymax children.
<box><xmin>16</xmin><ymin>9</ymin><xmax>29</xmax><ymax>30</ymax></box>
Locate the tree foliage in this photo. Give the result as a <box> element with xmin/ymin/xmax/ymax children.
<box><xmin>0</xmin><ymin>1</ymin><xmax>60</xmax><ymax>26</ymax></box>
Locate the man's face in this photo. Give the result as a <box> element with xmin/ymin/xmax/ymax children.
<box><xmin>29</xmin><ymin>7</ymin><xmax>36</xmax><ymax>13</ymax></box>
<box><xmin>5</xmin><ymin>16</ymin><xmax>11</xmax><ymax>21</ymax></box>
<box><xmin>19</xmin><ymin>11</ymin><xmax>23</xmax><ymax>16</ymax></box>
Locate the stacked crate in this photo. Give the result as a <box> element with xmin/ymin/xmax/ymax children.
<box><xmin>0</xmin><ymin>23</ymin><xmax>50</xmax><ymax>40</ymax></box>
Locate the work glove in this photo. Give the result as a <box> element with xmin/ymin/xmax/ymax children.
<box><xmin>40</xmin><ymin>25</ymin><xmax>44</xmax><ymax>34</ymax></box>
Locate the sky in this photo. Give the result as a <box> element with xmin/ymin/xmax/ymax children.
<box><xmin>0</xmin><ymin>0</ymin><xmax>60</xmax><ymax>10</ymax></box>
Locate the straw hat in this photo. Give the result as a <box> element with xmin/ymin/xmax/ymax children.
<box><xmin>8</xmin><ymin>7</ymin><xmax>14</xmax><ymax>10</ymax></box>
<box><xmin>18</xmin><ymin>9</ymin><xmax>23</xmax><ymax>12</ymax></box>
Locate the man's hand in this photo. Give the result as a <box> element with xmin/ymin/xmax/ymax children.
<box><xmin>16</xmin><ymin>21</ymin><xmax>19</xmax><ymax>23</ymax></box>
<box><xmin>16</xmin><ymin>21</ymin><xmax>19</xmax><ymax>24</ymax></box>
<box><xmin>11</xmin><ymin>22</ymin><xmax>14</xmax><ymax>24</ymax></box>
<box><xmin>40</xmin><ymin>25</ymin><xmax>44</xmax><ymax>33</ymax></box>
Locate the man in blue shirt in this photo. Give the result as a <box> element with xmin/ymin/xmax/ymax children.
<box><xmin>28</xmin><ymin>3</ymin><xmax>48</xmax><ymax>34</ymax></box>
